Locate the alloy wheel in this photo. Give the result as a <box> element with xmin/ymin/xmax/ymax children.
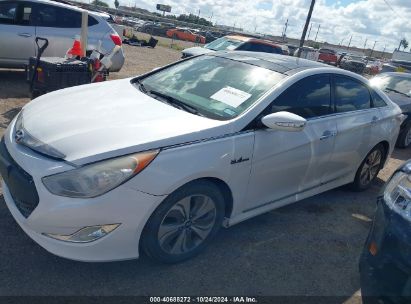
<box><xmin>359</xmin><ymin>150</ymin><xmax>382</xmax><ymax>186</ymax></box>
<box><xmin>158</xmin><ymin>195</ymin><xmax>217</xmax><ymax>255</ymax></box>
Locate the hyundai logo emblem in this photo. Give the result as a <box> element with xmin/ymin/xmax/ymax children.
<box><xmin>15</xmin><ymin>129</ymin><xmax>25</xmax><ymax>143</ymax></box>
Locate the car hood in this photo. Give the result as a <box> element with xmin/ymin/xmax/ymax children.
<box><xmin>19</xmin><ymin>79</ymin><xmax>229</xmax><ymax>165</ymax></box>
<box><xmin>182</xmin><ymin>47</ymin><xmax>214</xmax><ymax>56</ymax></box>
<box><xmin>385</xmin><ymin>92</ymin><xmax>411</xmax><ymax>113</ymax></box>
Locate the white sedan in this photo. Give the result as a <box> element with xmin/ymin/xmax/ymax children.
<box><xmin>0</xmin><ymin>52</ymin><xmax>403</xmax><ymax>263</ymax></box>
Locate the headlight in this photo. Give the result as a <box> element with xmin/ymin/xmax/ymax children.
<box><xmin>14</xmin><ymin>111</ymin><xmax>66</xmax><ymax>159</ymax></box>
<box><xmin>384</xmin><ymin>171</ymin><xmax>411</xmax><ymax>219</ymax></box>
<box><xmin>42</xmin><ymin>150</ymin><xmax>159</xmax><ymax>198</ymax></box>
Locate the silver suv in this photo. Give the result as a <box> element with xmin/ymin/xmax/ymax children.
<box><xmin>0</xmin><ymin>0</ymin><xmax>125</xmax><ymax>72</ymax></box>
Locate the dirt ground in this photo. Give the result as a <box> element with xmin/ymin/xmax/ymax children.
<box><xmin>0</xmin><ymin>43</ymin><xmax>410</xmax><ymax>301</ymax></box>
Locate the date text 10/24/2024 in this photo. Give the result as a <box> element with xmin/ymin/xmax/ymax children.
<box><xmin>150</xmin><ymin>297</ymin><xmax>258</xmax><ymax>303</ymax></box>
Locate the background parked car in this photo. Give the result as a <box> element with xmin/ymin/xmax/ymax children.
<box><xmin>0</xmin><ymin>0</ymin><xmax>125</xmax><ymax>72</ymax></box>
<box><xmin>166</xmin><ymin>28</ymin><xmax>206</xmax><ymax>44</ymax></box>
<box><xmin>370</xmin><ymin>72</ymin><xmax>411</xmax><ymax>148</ymax></box>
<box><xmin>139</xmin><ymin>22</ymin><xmax>174</xmax><ymax>36</ymax></box>
<box><xmin>360</xmin><ymin>160</ymin><xmax>411</xmax><ymax>304</ymax></box>
<box><xmin>364</xmin><ymin>58</ymin><xmax>382</xmax><ymax>75</ymax></box>
<box><xmin>318</xmin><ymin>48</ymin><xmax>338</xmax><ymax>65</ymax></box>
<box><xmin>181</xmin><ymin>35</ymin><xmax>284</xmax><ymax>58</ymax></box>
<box><xmin>381</xmin><ymin>60</ymin><xmax>411</xmax><ymax>74</ymax></box>
<box><xmin>339</xmin><ymin>55</ymin><xmax>366</xmax><ymax>74</ymax></box>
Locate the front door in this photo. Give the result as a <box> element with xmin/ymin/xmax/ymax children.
<box><xmin>243</xmin><ymin>74</ymin><xmax>337</xmax><ymax>212</ymax></box>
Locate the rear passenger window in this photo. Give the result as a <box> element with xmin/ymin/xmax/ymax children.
<box><xmin>0</xmin><ymin>1</ymin><xmax>17</xmax><ymax>24</ymax></box>
<box><xmin>371</xmin><ymin>90</ymin><xmax>387</xmax><ymax>107</ymax></box>
<box><xmin>334</xmin><ymin>76</ymin><xmax>371</xmax><ymax>113</ymax></box>
<box><xmin>34</xmin><ymin>5</ymin><xmax>97</xmax><ymax>28</ymax></box>
<box><xmin>269</xmin><ymin>75</ymin><xmax>332</xmax><ymax>119</ymax></box>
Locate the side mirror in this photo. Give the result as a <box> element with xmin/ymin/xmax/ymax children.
<box><xmin>261</xmin><ymin>111</ymin><xmax>306</xmax><ymax>132</ymax></box>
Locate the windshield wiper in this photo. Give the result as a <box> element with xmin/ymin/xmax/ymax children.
<box><xmin>384</xmin><ymin>87</ymin><xmax>410</xmax><ymax>98</ymax></box>
<box><xmin>148</xmin><ymin>90</ymin><xmax>205</xmax><ymax>116</ymax></box>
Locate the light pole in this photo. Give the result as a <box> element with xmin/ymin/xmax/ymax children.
<box><xmin>347</xmin><ymin>35</ymin><xmax>352</xmax><ymax>50</ymax></box>
<box><xmin>314</xmin><ymin>24</ymin><xmax>320</xmax><ymax>41</ymax></box>
<box><xmin>370</xmin><ymin>40</ymin><xmax>377</xmax><ymax>58</ymax></box>
<box><xmin>297</xmin><ymin>0</ymin><xmax>316</xmax><ymax>57</ymax></box>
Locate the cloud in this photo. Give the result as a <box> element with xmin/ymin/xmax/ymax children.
<box><xmin>96</xmin><ymin>0</ymin><xmax>411</xmax><ymax>52</ymax></box>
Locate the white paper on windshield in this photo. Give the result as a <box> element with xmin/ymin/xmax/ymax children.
<box><xmin>226</xmin><ymin>45</ymin><xmax>236</xmax><ymax>50</ymax></box>
<box><xmin>210</xmin><ymin>86</ymin><xmax>251</xmax><ymax>108</ymax></box>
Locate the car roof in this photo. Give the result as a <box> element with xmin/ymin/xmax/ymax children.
<box><xmin>24</xmin><ymin>0</ymin><xmax>102</xmax><ymax>17</ymax></box>
<box><xmin>212</xmin><ymin>51</ymin><xmax>330</xmax><ymax>74</ymax></box>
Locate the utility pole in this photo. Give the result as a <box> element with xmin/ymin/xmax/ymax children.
<box><xmin>314</xmin><ymin>24</ymin><xmax>320</xmax><ymax>41</ymax></box>
<box><xmin>363</xmin><ymin>38</ymin><xmax>368</xmax><ymax>50</ymax></box>
<box><xmin>297</xmin><ymin>0</ymin><xmax>315</xmax><ymax>57</ymax></box>
<box><xmin>347</xmin><ymin>35</ymin><xmax>352</xmax><ymax>50</ymax></box>
<box><xmin>370</xmin><ymin>40</ymin><xmax>377</xmax><ymax>57</ymax></box>
<box><xmin>281</xmin><ymin>19</ymin><xmax>289</xmax><ymax>41</ymax></box>
<box><xmin>209</xmin><ymin>12</ymin><xmax>213</xmax><ymax>24</ymax></box>
<box><xmin>307</xmin><ymin>23</ymin><xmax>312</xmax><ymax>40</ymax></box>
<box><xmin>382</xmin><ymin>44</ymin><xmax>387</xmax><ymax>58</ymax></box>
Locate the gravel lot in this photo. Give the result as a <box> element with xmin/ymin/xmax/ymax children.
<box><xmin>0</xmin><ymin>44</ymin><xmax>410</xmax><ymax>302</ymax></box>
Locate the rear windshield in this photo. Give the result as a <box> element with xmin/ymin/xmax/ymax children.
<box><xmin>136</xmin><ymin>55</ymin><xmax>285</xmax><ymax>120</ymax></box>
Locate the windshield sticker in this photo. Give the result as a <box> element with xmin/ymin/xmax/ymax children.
<box><xmin>210</xmin><ymin>87</ymin><xmax>251</xmax><ymax>108</ymax></box>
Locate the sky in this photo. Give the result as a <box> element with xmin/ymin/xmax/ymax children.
<box><xmin>94</xmin><ymin>0</ymin><xmax>411</xmax><ymax>52</ymax></box>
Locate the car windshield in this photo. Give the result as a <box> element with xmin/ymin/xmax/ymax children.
<box><xmin>370</xmin><ymin>75</ymin><xmax>411</xmax><ymax>97</ymax></box>
<box><xmin>205</xmin><ymin>37</ymin><xmax>244</xmax><ymax>51</ymax></box>
<box><xmin>137</xmin><ymin>55</ymin><xmax>284</xmax><ymax>120</ymax></box>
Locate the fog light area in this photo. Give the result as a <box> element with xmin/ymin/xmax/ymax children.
<box><xmin>42</xmin><ymin>224</ymin><xmax>120</xmax><ymax>243</ymax></box>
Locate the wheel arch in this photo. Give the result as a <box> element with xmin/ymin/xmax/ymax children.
<box><xmin>171</xmin><ymin>177</ymin><xmax>234</xmax><ymax>220</ymax></box>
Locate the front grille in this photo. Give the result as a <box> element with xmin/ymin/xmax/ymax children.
<box><xmin>0</xmin><ymin>138</ymin><xmax>39</xmax><ymax>218</ymax></box>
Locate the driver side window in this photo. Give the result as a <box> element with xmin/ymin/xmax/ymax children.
<box><xmin>268</xmin><ymin>75</ymin><xmax>332</xmax><ymax>119</ymax></box>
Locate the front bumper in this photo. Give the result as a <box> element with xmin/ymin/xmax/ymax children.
<box><xmin>360</xmin><ymin>198</ymin><xmax>411</xmax><ymax>303</ymax></box>
<box><xmin>1</xmin><ymin>124</ymin><xmax>165</xmax><ymax>262</ymax></box>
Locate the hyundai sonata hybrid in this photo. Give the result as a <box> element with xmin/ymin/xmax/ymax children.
<box><xmin>0</xmin><ymin>52</ymin><xmax>403</xmax><ymax>263</ymax></box>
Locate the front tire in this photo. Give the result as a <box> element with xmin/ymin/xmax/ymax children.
<box><xmin>141</xmin><ymin>181</ymin><xmax>225</xmax><ymax>263</ymax></box>
<box><xmin>396</xmin><ymin>122</ymin><xmax>411</xmax><ymax>148</ymax></box>
<box><xmin>351</xmin><ymin>144</ymin><xmax>385</xmax><ymax>191</ymax></box>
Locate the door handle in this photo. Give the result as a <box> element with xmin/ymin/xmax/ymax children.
<box><xmin>320</xmin><ymin>130</ymin><xmax>337</xmax><ymax>140</ymax></box>
<box><xmin>18</xmin><ymin>33</ymin><xmax>32</xmax><ymax>37</ymax></box>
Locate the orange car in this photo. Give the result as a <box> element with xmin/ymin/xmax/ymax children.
<box><xmin>166</xmin><ymin>28</ymin><xmax>206</xmax><ymax>44</ymax></box>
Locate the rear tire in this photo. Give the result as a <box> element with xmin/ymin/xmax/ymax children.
<box><xmin>141</xmin><ymin>181</ymin><xmax>225</xmax><ymax>263</ymax></box>
<box><xmin>396</xmin><ymin>122</ymin><xmax>411</xmax><ymax>148</ymax></box>
<box><xmin>351</xmin><ymin>144</ymin><xmax>385</xmax><ymax>191</ymax></box>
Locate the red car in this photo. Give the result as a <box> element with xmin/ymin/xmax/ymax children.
<box><xmin>166</xmin><ymin>28</ymin><xmax>206</xmax><ymax>44</ymax></box>
<box><xmin>318</xmin><ymin>48</ymin><xmax>338</xmax><ymax>65</ymax></box>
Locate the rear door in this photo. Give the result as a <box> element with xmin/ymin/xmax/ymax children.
<box><xmin>0</xmin><ymin>1</ymin><xmax>35</xmax><ymax>68</ymax></box>
<box><xmin>32</xmin><ymin>3</ymin><xmax>83</xmax><ymax>57</ymax></box>
<box><xmin>326</xmin><ymin>74</ymin><xmax>381</xmax><ymax>181</ymax></box>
